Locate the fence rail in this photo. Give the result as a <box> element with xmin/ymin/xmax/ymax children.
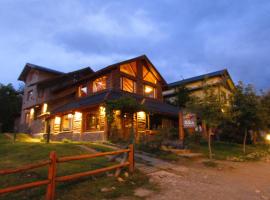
<box><xmin>0</xmin><ymin>144</ymin><xmax>134</xmax><ymax>200</ymax></box>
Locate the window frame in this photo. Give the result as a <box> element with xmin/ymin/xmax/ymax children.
<box><xmin>93</xmin><ymin>76</ymin><xmax>107</xmax><ymax>93</ymax></box>
<box><xmin>143</xmin><ymin>84</ymin><xmax>156</xmax><ymax>99</ymax></box>
<box><xmin>121</xmin><ymin>77</ymin><xmax>136</xmax><ymax>93</ymax></box>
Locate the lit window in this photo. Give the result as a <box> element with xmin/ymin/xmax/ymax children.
<box><xmin>25</xmin><ymin>113</ymin><xmax>30</xmax><ymax>124</ymax></box>
<box><xmin>27</xmin><ymin>90</ymin><xmax>33</xmax><ymax>101</ymax></box>
<box><xmin>144</xmin><ymin>85</ymin><xmax>156</xmax><ymax>98</ymax></box>
<box><xmin>42</xmin><ymin>103</ymin><xmax>48</xmax><ymax>113</ymax></box>
<box><xmin>121</xmin><ymin>77</ymin><xmax>136</xmax><ymax>93</ymax></box>
<box><xmin>93</xmin><ymin>76</ymin><xmax>107</xmax><ymax>93</ymax></box>
<box><xmin>61</xmin><ymin>114</ymin><xmax>73</xmax><ymax>131</ymax></box>
<box><xmin>120</xmin><ymin>62</ymin><xmax>137</xmax><ymax>76</ymax></box>
<box><xmin>78</xmin><ymin>84</ymin><xmax>87</xmax><ymax>97</ymax></box>
<box><xmin>143</xmin><ymin>66</ymin><xmax>157</xmax><ymax>84</ymax></box>
<box><xmin>54</xmin><ymin>116</ymin><xmax>61</xmax><ymax>125</ymax></box>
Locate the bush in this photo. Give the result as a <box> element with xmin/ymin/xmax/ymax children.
<box><xmin>62</xmin><ymin>138</ymin><xmax>72</xmax><ymax>143</ymax></box>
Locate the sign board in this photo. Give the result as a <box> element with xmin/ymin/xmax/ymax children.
<box><xmin>183</xmin><ymin>113</ymin><xmax>196</xmax><ymax>128</ymax></box>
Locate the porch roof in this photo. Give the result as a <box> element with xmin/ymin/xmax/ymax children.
<box><xmin>51</xmin><ymin>90</ymin><xmax>179</xmax><ymax>117</ymax></box>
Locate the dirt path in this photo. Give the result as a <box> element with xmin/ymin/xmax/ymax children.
<box><xmin>147</xmin><ymin>159</ymin><xmax>270</xmax><ymax>200</ymax></box>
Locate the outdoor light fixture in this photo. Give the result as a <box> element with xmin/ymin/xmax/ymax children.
<box><xmin>266</xmin><ymin>134</ymin><xmax>270</xmax><ymax>142</ymax></box>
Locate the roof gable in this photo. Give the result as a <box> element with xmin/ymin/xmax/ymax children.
<box><xmin>18</xmin><ymin>63</ymin><xmax>64</xmax><ymax>81</ymax></box>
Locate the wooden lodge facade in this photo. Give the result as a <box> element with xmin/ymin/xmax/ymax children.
<box><xmin>18</xmin><ymin>55</ymin><xmax>179</xmax><ymax>142</ymax></box>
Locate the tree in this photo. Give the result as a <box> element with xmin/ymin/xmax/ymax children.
<box><xmin>105</xmin><ymin>96</ymin><xmax>145</xmax><ymax>144</ymax></box>
<box><xmin>0</xmin><ymin>83</ymin><xmax>22</xmax><ymax>133</ymax></box>
<box><xmin>173</xmin><ymin>86</ymin><xmax>190</xmax><ymax>108</ymax></box>
<box><xmin>187</xmin><ymin>86</ymin><xmax>223</xmax><ymax>159</ymax></box>
<box><xmin>231</xmin><ymin>82</ymin><xmax>261</xmax><ymax>153</ymax></box>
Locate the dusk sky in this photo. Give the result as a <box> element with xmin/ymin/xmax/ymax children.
<box><xmin>0</xmin><ymin>0</ymin><xmax>270</xmax><ymax>90</ymax></box>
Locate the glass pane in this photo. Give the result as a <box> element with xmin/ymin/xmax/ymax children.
<box><xmin>143</xmin><ymin>66</ymin><xmax>157</xmax><ymax>84</ymax></box>
<box><xmin>144</xmin><ymin>85</ymin><xmax>156</xmax><ymax>98</ymax></box>
<box><xmin>120</xmin><ymin>62</ymin><xmax>137</xmax><ymax>76</ymax></box>
<box><xmin>62</xmin><ymin>114</ymin><xmax>72</xmax><ymax>131</ymax></box>
<box><xmin>93</xmin><ymin>76</ymin><xmax>107</xmax><ymax>93</ymax></box>
<box><xmin>122</xmin><ymin>77</ymin><xmax>136</xmax><ymax>93</ymax></box>
<box><xmin>79</xmin><ymin>85</ymin><xmax>87</xmax><ymax>97</ymax></box>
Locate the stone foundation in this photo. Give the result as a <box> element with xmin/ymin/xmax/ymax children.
<box><xmin>50</xmin><ymin>131</ymin><xmax>105</xmax><ymax>142</ymax></box>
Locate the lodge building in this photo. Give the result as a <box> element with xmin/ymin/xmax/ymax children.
<box><xmin>18</xmin><ymin>55</ymin><xmax>179</xmax><ymax>141</ymax></box>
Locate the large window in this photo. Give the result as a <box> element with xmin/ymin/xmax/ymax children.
<box><xmin>78</xmin><ymin>84</ymin><xmax>87</xmax><ymax>97</ymax></box>
<box><xmin>93</xmin><ymin>76</ymin><xmax>107</xmax><ymax>93</ymax></box>
<box><xmin>85</xmin><ymin>113</ymin><xmax>99</xmax><ymax>131</ymax></box>
<box><xmin>120</xmin><ymin>62</ymin><xmax>137</xmax><ymax>77</ymax></box>
<box><xmin>121</xmin><ymin>77</ymin><xmax>136</xmax><ymax>93</ymax></box>
<box><xmin>143</xmin><ymin>65</ymin><xmax>157</xmax><ymax>84</ymax></box>
<box><xmin>61</xmin><ymin>114</ymin><xmax>73</xmax><ymax>131</ymax></box>
<box><xmin>144</xmin><ymin>85</ymin><xmax>156</xmax><ymax>98</ymax></box>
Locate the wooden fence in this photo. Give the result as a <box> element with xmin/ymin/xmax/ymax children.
<box><xmin>0</xmin><ymin>144</ymin><xmax>134</xmax><ymax>200</ymax></box>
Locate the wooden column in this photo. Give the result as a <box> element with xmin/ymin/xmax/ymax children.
<box><xmin>179</xmin><ymin>111</ymin><xmax>184</xmax><ymax>141</ymax></box>
<box><xmin>128</xmin><ymin>144</ymin><xmax>134</xmax><ymax>173</ymax></box>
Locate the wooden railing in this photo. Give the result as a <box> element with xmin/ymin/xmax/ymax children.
<box><xmin>0</xmin><ymin>144</ymin><xmax>134</xmax><ymax>200</ymax></box>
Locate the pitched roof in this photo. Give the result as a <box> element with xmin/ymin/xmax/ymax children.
<box><xmin>52</xmin><ymin>90</ymin><xmax>179</xmax><ymax>116</ymax></box>
<box><xmin>18</xmin><ymin>63</ymin><xmax>64</xmax><ymax>81</ymax></box>
<box><xmin>168</xmin><ymin>69</ymin><xmax>231</xmax><ymax>87</ymax></box>
<box><xmin>32</xmin><ymin>67</ymin><xmax>94</xmax><ymax>88</ymax></box>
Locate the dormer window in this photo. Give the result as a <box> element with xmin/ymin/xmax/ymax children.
<box><xmin>78</xmin><ymin>84</ymin><xmax>87</xmax><ymax>97</ymax></box>
<box><xmin>93</xmin><ymin>76</ymin><xmax>107</xmax><ymax>93</ymax></box>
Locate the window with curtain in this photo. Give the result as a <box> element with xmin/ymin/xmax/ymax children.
<box><xmin>93</xmin><ymin>76</ymin><xmax>107</xmax><ymax>93</ymax></box>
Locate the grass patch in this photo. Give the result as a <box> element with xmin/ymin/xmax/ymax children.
<box><xmin>189</xmin><ymin>141</ymin><xmax>270</xmax><ymax>161</ymax></box>
<box><xmin>0</xmin><ymin>133</ymin><xmax>154</xmax><ymax>200</ymax></box>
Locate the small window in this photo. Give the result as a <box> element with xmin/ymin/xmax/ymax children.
<box><xmin>78</xmin><ymin>84</ymin><xmax>87</xmax><ymax>97</ymax></box>
<box><xmin>61</xmin><ymin>114</ymin><xmax>73</xmax><ymax>131</ymax></box>
<box><xmin>93</xmin><ymin>76</ymin><xmax>107</xmax><ymax>93</ymax></box>
<box><xmin>85</xmin><ymin>113</ymin><xmax>100</xmax><ymax>131</ymax></box>
<box><xmin>144</xmin><ymin>85</ymin><xmax>156</xmax><ymax>98</ymax></box>
<box><xmin>121</xmin><ymin>77</ymin><xmax>136</xmax><ymax>93</ymax></box>
<box><xmin>120</xmin><ymin>62</ymin><xmax>137</xmax><ymax>77</ymax></box>
<box><xmin>143</xmin><ymin>65</ymin><xmax>157</xmax><ymax>84</ymax></box>
<box><xmin>27</xmin><ymin>90</ymin><xmax>33</xmax><ymax>101</ymax></box>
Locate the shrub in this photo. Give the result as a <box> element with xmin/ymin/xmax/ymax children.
<box><xmin>62</xmin><ymin>138</ymin><xmax>72</xmax><ymax>143</ymax></box>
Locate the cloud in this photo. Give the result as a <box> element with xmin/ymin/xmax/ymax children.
<box><xmin>0</xmin><ymin>0</ymin><xmax>270</xmax><ymax>90</ymax></box>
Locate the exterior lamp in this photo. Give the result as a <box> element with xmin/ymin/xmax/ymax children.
<box><xmin>266</xmin><ymin>134</ymin><xmax>270</xmax><ymax>142</ymax></box>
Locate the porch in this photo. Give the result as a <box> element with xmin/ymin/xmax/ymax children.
<box><xmin>48</xmin><ymin>105</ymin><xmax>177</xmax><ymax>142</ymax></box>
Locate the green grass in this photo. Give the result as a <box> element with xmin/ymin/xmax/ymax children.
<box><xmin>0</xmin><ymin>134</ymin><xmax>154</xmax><ymax>200</ymax></box>
<box><xmin>190</xmin><ymin>141</ymin><xmax>270</xmax><ymax>161</ymax></box>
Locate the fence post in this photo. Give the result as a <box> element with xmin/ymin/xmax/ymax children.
<box><xmin>128</xmin><ymin>144</ymin><xmax>134</xmax><ymax>173</ymax></box>
<box><xmin>46</xmin><ymin>151</ymin><xmax>57</xmax><ymax>200</ymax></box>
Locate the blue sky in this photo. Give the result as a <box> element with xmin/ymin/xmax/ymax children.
<box><xmin>0</xmin><ymin>0</ymin><xmax>270</xmax><ymax>90</ymax></box>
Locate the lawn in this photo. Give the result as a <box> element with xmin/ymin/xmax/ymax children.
<box><xmin>190</xmin><ymin>141</ymin><xmax>270</xmax><ymax>161</ymax></box>
<box><xmin>0</xmin><ymin>134</ymin><xmax>154</xmax><ymax>200</ymax></box>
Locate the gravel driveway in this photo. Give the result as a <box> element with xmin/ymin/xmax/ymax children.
<box><xmin>147</xmin><ymin>159</ymin><xmax>270</xmax><ymax>200</ymax></box>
